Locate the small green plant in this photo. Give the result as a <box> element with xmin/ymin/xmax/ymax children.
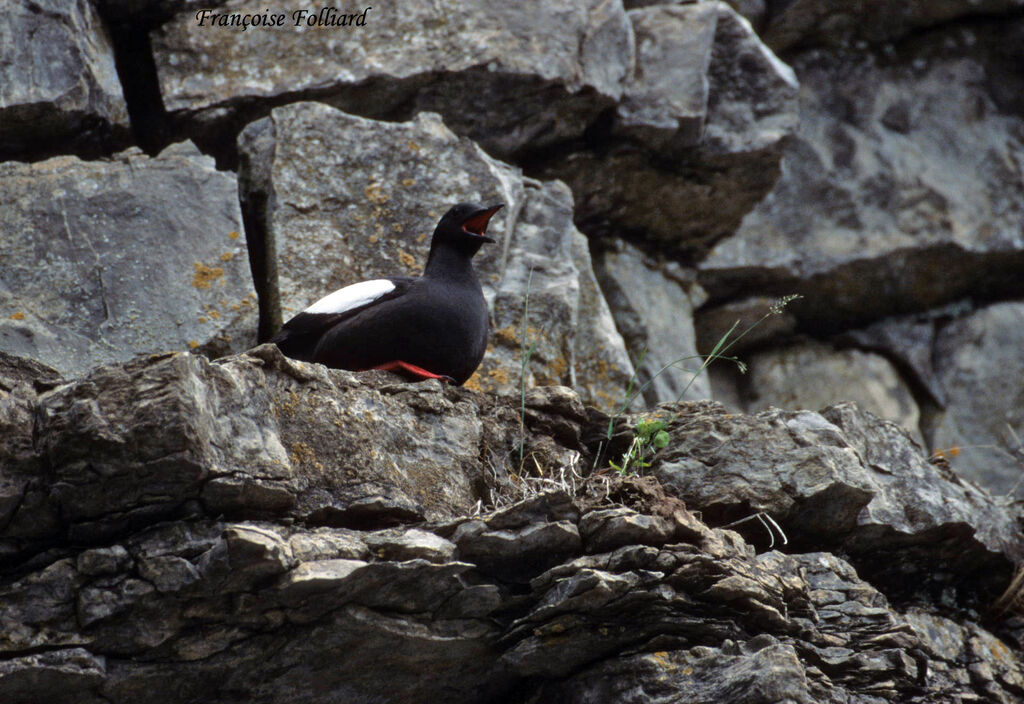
<box><xmin>609</xmin><ymin>417</ymin><xmax>670</xmax><ymax>475</ymax></box>
<box><xmin>604</xmin><ymin>294</ymin><xmax>801</xmax><ymax>475</ymax></box>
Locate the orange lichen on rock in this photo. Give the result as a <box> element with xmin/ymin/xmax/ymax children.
<box><xmin>9</xmin><ymin>312</ymin><xmax>25</xmax><ymax>321</ymax></box>
<box><xmin>192</xmin><ymin>262</ymin><xmax>225</xmax><ymax>289</ymax></box>
<box><xmin>487</xmin><ymin>366</ymin><xmax>512</xmax><ymax>386</ymax></box>
<box><xmin>398</xmin><ymin>250</ymin><xmax>417</xmax><ymax>269</ymax></box>
<box><xmin>364</xmin><ymin>184</ymin><xmax>389</xmax><ymax>204</ymax></box>
<box><xmin>493</xmin><ymin>325</ymin><xmax>519</xmax><ymax>347</ymax></box>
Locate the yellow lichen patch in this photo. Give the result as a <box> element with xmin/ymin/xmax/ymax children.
<box><xmin>277</xmin><ymin>390</ymin><xmax>301</xmax><ymax>417</ymax></box>
<box><xmin>364</xmin><ymin>184</ymin><xmax>389</xmax><ymax>204</ymax></box>
<box><xmin>398</xmin><ymin>250</ymin><xmax>416</xmax><ymax>269</ymax></box>
<box><xmin>288</xmin><ymin>441</ymin><xmax>324</xmax><ymax>472</ymax></box>
<box><xmin>192</xmin><ymin>262</ymin><xmax>225</xmax><ymax>289</ymax></box>
<box><xmin>9</xmin><ymin>312</ymin><xmax>25</xmax><ymax>321</ymax></box>
<box><xmin>207</xmin><ymin>309</ymin><xmax>221</xmax><ymax>320</ymax></box>
<box><xmin>228</xmin><ymin>231</ymin><xmax>240</xmax><ymax>240</ymax></box>
<box><xmin>401</xmin><ymin>178</ymin><xmax>415</xmax><ymax>187</ymax></box>
<box><xmin>220</xmin><ymin>251</ymin><xmax>235</xmax><ymax>262</ymax></box>
<box><xmin>368</xmin><ymin>234</ymin><xmax>379</xmax><ymax>245</ymax></box>
<box><xmin>198</xmin><ymin>316</ymin><xmax>207</xmax><ymax>324</ymax></box>
<box><xmin>989</xmin><ymin>639</ymin><xmax>1011</xmax><ymax>662</ymax></box>
<box><xmin>548</xmin><ymin>352</ymin><xmax>569</xmax><ymax>380</ymax></box>
<box><xmin>188</xmin><ymin>340</ymin><xmax>200</xmax><ymax>349</ymax></box>
<box><xmin>416</xmin><ymin>233</ymin><xmax>428</xmax><ymax>243</ymax></box>
<box><xmin>392</xmin><ymin>223</ymin><xmax>403</xmax><ymax>233</ymax></box>
<box><xmin>650</xmin><ymin>651</ymin><xmax>672</xmax><ymax>668</ymax></box>
<box><xmin>493</xmin><ymin>325</ymin><xmax>519</xmax><ymax>346</ymax></box>
<box><xmin>463</xmin><ymin>375</ymin><xmax>483</xmax><ymax>392</ymax></box>
<box><xmin>487</xmin><ymin>366</ymin><xmax>512</xmax><ymax>386</ymax></box>
<box><xmin>533</xmin><ymin>622</ymin><xmax>566</xmax><ymax>637</ymax></box>
<box><xmin>406</xmin><ymin>140</ymin><xmax>420</xmax><ymax>151</ymax></box>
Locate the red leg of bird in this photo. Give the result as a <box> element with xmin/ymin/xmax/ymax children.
<box><xmin>370</xmin><ymin>360</ymin><xmax>455</xmax><ymax>384</ymax></box>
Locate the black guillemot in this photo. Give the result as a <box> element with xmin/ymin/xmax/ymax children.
<box><xmin>271</xmin><ymin>202</ymin><xmax>502</xmax><ymax>385</ymax></box>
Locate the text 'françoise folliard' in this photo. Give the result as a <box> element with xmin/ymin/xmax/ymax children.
<box><xmin>194</xmin><ymin>7</ymin><xmax>372</xmax><ymax>31</ymax></box>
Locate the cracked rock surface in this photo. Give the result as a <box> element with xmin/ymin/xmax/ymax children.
<box><xmin>0</xmin><ymin>142</ymin><xmax>256</xmax><ymax>377</ymax></box>
<box><xmin>2</xmin><ymin>347</ymin><xmax>1022</xmax><ymax>703</ymax></box>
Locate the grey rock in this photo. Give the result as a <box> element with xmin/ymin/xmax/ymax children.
<box><xmin>0</xmin><ymin>142</ymin><xmax>256</xmax><ymax>377</ymax></box>
<box><xmin>928</xmin><ymin>302</ymin><xmax>1024</xmax><ymax>498</ymax></box>
<box><xmin>454</xmin><ymin>515</ymin><xmax>582</xmax><ymax>583</ymax></box>
<box><xmin>743</xmin><ymin>340</ymin><xmax>922</xmax><ymax>442</ymax></box>
<box><xmin>153</xmin><ymin>0</ymin><xmax>633</xmax><ymax>159</ymax></box>
<box><xmin>482</xmin><ymin>490</ymin><xmax>580</xmax><ymax>531</ymax></box>
<box><xmin>532</xmin><ymin>638</ymin><xmax>817</xmax><ymax>703</ymax></box>
<box><xmin>0</xmin><ymin>355</ymin><xmax>63</xmax><ymax>555</ymax></box>
<box><xmin>903</xmin><ymin>609</ymin><xmax>1024</xmax><ymax>702</ymax></box>
<box><xmin>762</xmin><ymin>0</ymin><xmax>1024</xmax><ymax>52</ymax></box>
<box><xmin>0</xmin><ymin>0</ymin><xmax>128</xmax><ymax>160</ymax></box>
<box><xmin>695</xmin><ymin>295</ymin><xmax>800</xmax><ymax>355</ymax></box>
<box><xmin>626</xmin><ymin>0</ymin><xmax>767</xmax><ymax>26</ymax></box>
<box><xmin>649</xmin><ymin>399</ymin><xmax>1022</xmax><ymax>601</ymax></box>
<box><xmin>363</xmin><ymin>528</ymin><xmax>456</xmax><ymax>563</ymax></box>
<box><xmin>0</xmin><ymin>353</ymin><xmax>61</xmax><ymax>475</ymax></box>
<box><xmin>485</xmin><ymin>178</ymin><xmax>638</xmax><ymax>409</ymax></box>
<box><xmin>578</xmin><ymin>507</ymin><xmax>677</xmax><ymax>552</ymax></box>
<box><xmin>93</xmin><ymin>0</ymin><xmax>223</xmax><ymax>24</ymax></box>
<box><xmin>3</xmin><ymin>344</ymin><xmax>588</xmax><ymax>556</ymax></box>
<box><xmin>836</xmin><ymin>310</ymin><xmax>949</xmax><ymax>406</ymax></box>
<box><xmin>237</xmin><ymin>103</ymin><xmax>636</xmax><ymax>410</ymax></box>
<box><xmin>0</xmin><ymin>648</ymin><xmax>107</xmax><ymax>704</ymax></box>
<box><xmin>542</xmin><ymin>2</ymin><xmax>798</xmax><ymax>253</ymax></box>
<box><xmin>77</xmin><ymin>546</ymin><xmax>132</xmax><ymax>577</ymax></box>
<box><xmin>287</xmin><ymin>528</ymin><xmax>368</xmax><ymax>563</ymax></box>
<box><xmin>2</xmin><ymin>356</ymin><xmax>1022</xmax><ymax>701</ymax></box>
<box><xmin>699</xmin><ymin>32</ymin><xmax>1024</xmax><ymax>326</ymax></box>
<box><xmin>703</xmin><ymin>4</ymin><xmax>800</xmax><ymax>157</ymax></box>
<box><xmin>1</xmin><ymin>1</ymin><xmax>1023</xmax><ymax>699</ymax></box>
<box><xmin>595</xmin><ymin>239</ymin><xmax>711</xmax><ymax>405</ymax></box>
<box><xmin>617</xmin><ymin>3</ymin><xmax>720</xmax><ymax>150</ymax></box>
<box><xmin>725</xmin><ymin>0</ymin><xmax>767</xmax><ymax>25</ymax></box>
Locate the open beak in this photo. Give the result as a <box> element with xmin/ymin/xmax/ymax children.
<box><xmin>460</xmin><ymin>204</ymin><xmax>503</xmax><ymax>243</ymax></box>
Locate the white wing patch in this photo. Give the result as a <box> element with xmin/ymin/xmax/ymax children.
<box><xmin>304</xmin><ymin>279</ymin><xmax>396</xmax><ymax>315</ymax></box>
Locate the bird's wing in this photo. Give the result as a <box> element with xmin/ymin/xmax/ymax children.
<box><xmin>271</xmin><ymin>278</ymin><xmax>414</xmax><ymax>353</ymax></box>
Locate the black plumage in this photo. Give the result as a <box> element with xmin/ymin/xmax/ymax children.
<box><xmin>271</xmin><ymin>202</ymin><xmax>501</xmax><ymax>384</ymax></box>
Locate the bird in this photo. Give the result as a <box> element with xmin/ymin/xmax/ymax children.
<box><xmin>271</xmin><ymin>202</ymin><xmax>502</xmax><ymax>385</ymax></box>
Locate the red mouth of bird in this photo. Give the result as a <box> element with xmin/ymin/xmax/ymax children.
<box><xmin>461</xmin><ymin>204</ymin><xmax>503</xmax><ymax>236</ymax></box>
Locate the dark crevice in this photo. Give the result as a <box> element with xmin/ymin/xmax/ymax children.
<box><xmin>768</xmin><ymin>3</ymin><xmax>1024</xmax><ymax>61</ymax></box>
<box><xmin>236</xmin><ymin>115</ymin><xmax>281</xmax><ymax>342</ymax></box>
<box><xmin>103</xmin><ymin>21</ymin><xmax>172</xmax><ymax>156</ymax></box>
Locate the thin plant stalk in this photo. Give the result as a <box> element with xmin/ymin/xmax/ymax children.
<box><xmin>519</xmin><ymin>268</ymin><xmax>536</xmax><ymax>468</ymax></box>
<box><xmin>605</xmin><ymin>295</ymin><xmax>800</xmax><ymax>473</ymax></box>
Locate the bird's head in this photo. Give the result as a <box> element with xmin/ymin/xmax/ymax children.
<box><xmin>435</xmin><ymin>202</ymin><xmax>503</xmax><ymax>245</ymax></box>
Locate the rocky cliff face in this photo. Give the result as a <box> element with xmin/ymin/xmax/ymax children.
<box><xmin>2</xmin><ymin>0</ymin><xmax>1024</xmax><ymax>702</ymax></box>
<box><xmin>2</xmin><ymin>346</ymin><xmax>1023</xmax><ymax>702</ymax></box>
